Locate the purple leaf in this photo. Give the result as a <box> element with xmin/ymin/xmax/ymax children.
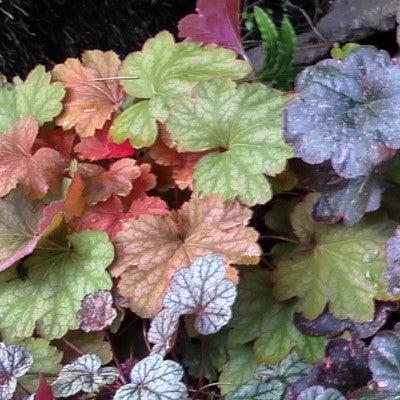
<box><xmin>77</xmin><ymin>290</ymin><xmax>117</xmax><ymax>332</ymax></box>
<box><xmin>369</xmin><ymin>330</ymin><xmax>400</xmax><ymax>392</ymax></box>
<box><xmin>0</xmin><ymin>342</ymin><xmax>33</xmax><ymax>400</ymax></box>
<box><xmin>162</xmin><ymin>253</ymin><xmax>237</xmax><ymax>335</ymax></box>
<box><xmin>178</xmin><ymin>0</ymin><xmax>245</xmax><ymax>57</ymax></box>
<box><xmin>285</xmin><ymin>46</ymin><xmax>400</xmax><ymax>179</ymax></box>
<box><xmin>385</xmin><ymin>227</ymin><xmax>400</xmax><ymax>295</ymax></box>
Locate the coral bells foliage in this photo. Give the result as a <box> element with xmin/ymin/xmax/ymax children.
<box><xmin>3</xmin><ymin>7</ymin><xmax>400</xmax><ymax>399</ymax></box>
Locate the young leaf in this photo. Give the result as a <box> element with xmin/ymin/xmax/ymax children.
<box><xmin>0</xmin><ymin>117</ymin><xmax>65</xmax><ymax>199</ymax></box>
<box><xmin>110</xmin><ymin>31</ymin><xmax>250</xmax><ymax>147</ymax></box>
<box><xmin>52</xmin><ymin>50</ymin><xmax>125</xmax><ymax>137</ymax></box>
<box><xmin>0</xmin><ymin>231</ymin><xmax>114</xmax><ymax>339</ymax></box>
<box><xmin>77</xmin><ymin>290</ymin><xmax>117</xmax><ymax>332</ymax></box>
<box><xmin>0</xmin><ymin>342</ymin><xmax>33</xmax><ymax>400</ymax></box>
<box><xmin>0</xmin><ymin>66</ymin><xmax>65</xmax><ymax>133</ymax></box>
<box><xmin>111</xmin><ymin>194</ymin><xmax>260</xmax><ymax>317</ymax></box>
<box><xmin>74</xmin><ymin>120</ymin><xmax>134</xmax><ymax>161</ymax></box>
<box><xmin>163</xmin><ymin>253</ymin><xmax>236</xmax><ymax>334</ymax></box>
<box><xmin>229</xmin><ymin>269</ymin><xmax>326</xmax><ymax>364</ymax></box>
<box><xmin>78</xmin><ymin>158</ymin><xmax>141</xmax><ymax>204</ymax></box>
<box><xmin>113</xmin><ymin>354</ymin><xmax>187</xmax><ymax>400</ymax></box>
<box><xmin>51</xmin><ymin>354</ymin><xmax>119</xmax><ymax>398</ymax></box>
<box><xmin>369</xmin><ymin>330</ymin><xmax>400</xmax><ymax>392</ymax></box>
<box><xmin>298</xmin><ymin>386</ymin><xmax>345</xmax><ymax>400</ymax></box>
<box><xmin>0</xmin><ymin>191</ymin><xmax>62</xmax><ymax>272</ymax></box>
<box><xmin>272</xmin><ymin>194</ymin><xmax>396</xmax><ymax>321</ymax></box>
<box><xmin>285</xmin><ymin>46</ymin><xmax>400</xmax><ymax>178</ymax></box>
<box><xmin>166</xmin><ymin>79</ymin><xmax>293</xmax><ymax>205</ymax></box>
<box><xmin>178</xmin><ymin>0</ymin><xmax>245</xmax><ymax>57</ymax></box>
<box><xmin>385</xmin><ymin>227</ymin><xmax>400</xmax><ymax>295</ymax></box>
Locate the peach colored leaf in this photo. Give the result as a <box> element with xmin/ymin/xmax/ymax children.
<box><xmin>79</xmin><ymin>158</ymin><xmax>141</xmax><ymax>205</ymax></box>
<box><xmin>111</xmin><ymin>194</ymin><xmax>261</xmax><ymax>317</ymax></box>
<box><xmin>0</xmin><ymin>117</ymin><xmax>65</xmax><ymax>199</ymax></box>
<box><xmin>64</xmin><ymin>173</ymin><xmax>86</xmax><ymax>223</ymax></box>
<box><xmin>74</xmin><ymin>120</ymin><xmax>134</xmax><ymax>161</ymax></box>
<box><xmin>52</xmin><ymin>50</ymin><xmax>125</xmax><ymax>137</ymax></box>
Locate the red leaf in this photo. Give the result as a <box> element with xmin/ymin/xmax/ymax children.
<box><xmin>71</xmin><ymin>194</ymin><xmax>169</xmax><ymax>238</ymax></box>
<box><xmin>34</xmin><ymin>127</ymin><xmax>76</xmax><ymax>162</ymax></box>
<box><xmin>0</xmin><ymin>117</ymin><xmax>65</xmax><ymax>199</ymax></box>
<box><xmin>178</xmin><ymin>0</ymin><xmax>245</xmax><ymax>56</ymax></box>
<box><xmin>35</xmin><ymin>373</ymin><xmax>54</xmax><ymax>400</ymax></box>
<box><xmin>75</xmin><ymin>120</ymin><xmax>135</xmax><ymax>161</ymax></box>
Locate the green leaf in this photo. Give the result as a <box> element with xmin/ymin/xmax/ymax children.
<box><xmin>111</xmin><ymin>30</ymin><xmax>250</xmax><ymax>147</ymax></box>
<box><xmin>219</xmin><ymin>343</ymin><xmax>258</xmax><ymax>395</ymax></box>
<box><xmin>0</xmin><ymin>230</ymin><xmax>114</xmax><ymax>339</ymax></box>
<box><xmin>110</xmin><ymin>100</ymin><xmax>158</xmax><ymax>147</ymax></box>
<box><xmin>264</xmin><ymin>197</ymin><xmax>300</xmax><ymax>236</ymax></box>
<box><xmin>0</xmin><ymin>66</ymin><xmax>65</xmax><ymax>133</ymax></box>
<box><xmin>224</xmin><ymin>352</ymin><xmax>311</xmax><ymax>398</ymax></box>
<box><xmin>272</xmin><ymin>194</ymin><xmax>396</xmax><ymax>321</ymax></box>
<box><xmin>229</xmin><ymin>269</ymin><xmax>326</xmax><ymax>364</ymax></box>
<box><xmin>166</xmin><ymin>79</ymin><xmax>293</xmax><ymax>205</ymax></box>
<box><xmin>9</xmin><ymin>337</ymin><xmax>62</xmax><ymax>392</ymax></box>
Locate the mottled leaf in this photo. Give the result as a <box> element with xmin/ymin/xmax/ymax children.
<box><xmin>0</xmin><ymin>66</ymin><xmax>65</xmax><ymax>133</ymax></box>
<box><xmin>385</xmin><ymin>227</ymin><xmax>400</xmax><ymax>295</ymax></box>
<box><xmin>226</xmin><ymin>380</ymin><xmax>285</xmax><ymax>400</ymax></box>
<box><xmin>0</xmin><ymin>231</ymin><xmax>114</xmax><ymax>339</ymax></box>
<box><xmin>166</xmin><ymin>78</ymin><xmax>293</xmax><ymax>205</ymax></box>
<box><xmin>52</xmin><ymin>50</ymin><xmax>124</xmax><ymax>136</ymax></box>
<box><xmin>272</xmin><ymin>194</ymin><xmax>395</xmax><ymax>321</ymax></box>
<box><xmin>298</xmin><ymin>386</ymin><xmax>345</xmax><ymax>400</ymax></box>
<box><xmin>0</xmin><ymin>117</ymin><xmax>65</xmax><ymax>198</ymax></box>
<box><xmin>51</xmin><ymin>354</ymin><xmax>119</xmax><ymax>397</ymax></box>
<box><xmin>0</xmin><ymin>342</ymin><xmax>33</xmax><ymax>400</ymax></box>
<box><xmin>113</xmin><ymin>354</ymin><xmax>187</xmax><ymax>400</ymax></box>
<box><xmin>229</xmin><ymin>269</ymin><xmax>326</xmax><ymax>364</ymax></box>
<box><xmin>110</xmin><ymin>31</ymin><xmax>250</xmax><ymax>147</ymax></box>
<box><xmin>0</xmin><ymin>191</ymin><xmax>62</xmax><ymax>272</ymax></box>
<box><xmin>285</xmin><ymin>46</ymin><xmax>400</xmax><ymax>178</ymax></box>
<box><xmin>77</xmin><ymin>290</ymin><xmax>117</xmax><ymax>332</ymax></box>
<box><xmin>178</xmin><ymin>0</ymin><xmax>245</xmax><ymax>56</ymax></box>
<box><xmin>111</xmin><ymin>194</ymin><xmax>260</xmax><ymax>317</ymax></box>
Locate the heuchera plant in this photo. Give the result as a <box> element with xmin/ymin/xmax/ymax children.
<box><xmin>2</xmin><ymin>1</ymin><xmax>400</xmax><ymax>399</ymax></box>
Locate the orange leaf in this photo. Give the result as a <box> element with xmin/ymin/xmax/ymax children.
<box><xmin>0</xmin><ymin>117</ymin><xmax>65</xmax><ymax>199</ymax></box>
<box><xmin>111</xmin><ymin>194</ymin><xmax>261</xmax><ymax>317</ymax></box>
<box><xmin>52</xmin><ymin>50</ymin><xmax>125</xmax><ymax>136</ymax></box>
<box><xmin>64</xmin><ymin>173</ymin><xmax>86</xmax><ymax>222</ymax></box>
<box><xmin>78</xmin><ymin>158</ymin><xmax>141</xmax><ymax>205</ymax></box>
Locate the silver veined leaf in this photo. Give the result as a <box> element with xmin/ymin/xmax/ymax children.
<box><xmin>148</xmin><ymin>308</ymin><xmax>180</xmax><ymax>356</ymax></box>
<box><xmin>0</xmin><ymin>342</ymin><xmax>33</xmax><ymax>400</ymax></box>
<box><xmin>77</xmin><ymin>290</ymin><xmax>117</xmax><ymax>332</ymax></box>
<box><xmin>113</xmin><ymin>354</ymin><xmax>187</xmax><ymax>400</ymax></box>
<box><xmin>298</xmin><ymin>386</ymin><xmax>345</xmax><ymax>400</ymax></box>
<box><xmin>226</xmin><ymin>379</ymin><xmax>285</xmax><ymax>400</ymax></box>
<box><xmin>162</xmin><ymin>253</ymin><xmax>237</xmax><ymax>335</ymax></box>
<box><xmin>51</xmin><ymin>354</ymin><xmax>119</xmax><ymax>398</ymax></box>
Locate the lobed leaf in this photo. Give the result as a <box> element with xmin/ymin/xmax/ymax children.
<box><xmin>298</xmin><ymin>386</ymin><xmax>345</xmax><ymax>400</ymax></box>
<box><xmin>111</xmin><ymin>194</ymin><xmax>260</xmax><ymax>317</ymax></box>
<box><xmin>272</xmin><ymin>194</ymin><xmax>395</xmax><ymax>321</ymax></box>
<box><xmin>0</xmin><ymin>66</ymin><xmax>65</xmax><ymax>133</ymax></box>
<box><xmin>166</xmin><ymin>78</ymin><xmax>293</xmax><ymax>205</ymax></box>
<box><xmin>0</xmin><ymin>231</ymin><xmax>114</xmax><ymax>339</ymax></box>
<box><xmin>285</xmin><ymin>46</ymin><xmax>400</xmax><ymax>178</ymax></box>
<box><xmin>114</xmin><ymin>354</ymin><xmax>187</xmax><ymax>400</ymax></box>
<box><xmin>51</xmin><ymin>354</ymin><xmax>119</xmax><ymax>397</ymax></box>
<box><xmin>110</xmin><ymin>31</ymin><xmax>250</xmax><ymax>147</ymax></box>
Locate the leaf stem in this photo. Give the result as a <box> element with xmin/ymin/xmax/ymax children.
<box><xmin>259</xmin><ymin>235</ymin><xmax>303</xmax><ymax>245</ymax></box>
<box><xmin>105</xmin><ymin>329</ymin><xmax>127</xmax><ymax>385</ymax></box>
<box><xmin>61</xmin><ymin>338</ymin><xmax>85</xmax><ymax>357</ymax></box>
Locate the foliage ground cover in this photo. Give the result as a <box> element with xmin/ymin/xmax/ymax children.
<box><xmin>2</xmin><ymin>1</ymin><xmax>400</xmax><ymax>399</ymax></box>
